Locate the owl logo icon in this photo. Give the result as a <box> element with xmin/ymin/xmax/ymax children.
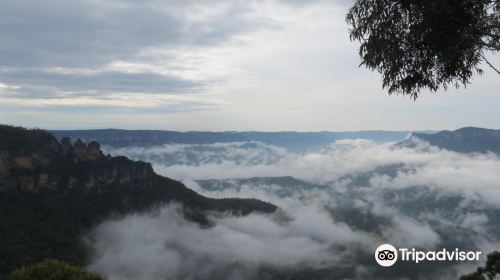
<box><xmin>375</xmin><ymin>244</ymin><xmax>398</xmax><ymax>267</ymax></box>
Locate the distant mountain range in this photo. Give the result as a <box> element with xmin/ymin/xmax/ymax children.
<box><xmin>409</xmin><ymin>127</ymin><xmax>500</xmax><ymax>154</ymax></box>
<box><xmin>197</xmin><ymin>176</ymin><xmax>329</xmax><ymax>198</ymax></box>
<box><xmin>50</xmin><ymin>129</ymin><xmax>430</xmax><ymax>152</ymax></box>
<box><xmin>50</xmin><ymin>127</ymin><xmax>500</xmax><ymax>154</ymax></box>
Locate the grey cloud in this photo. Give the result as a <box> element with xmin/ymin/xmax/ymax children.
<box><xmin>0</xmin><ymin>0</ymin><xmax>273</xmax><ymax>103</ymax></box>
<box><xmin>0</xmin><ymin>1</ymin><xmax>177</xmax><ymax>68</ymax></box>
<box><xmin>0</xmin><ymin>0</ymin><xmax>263</xmax><ymax>68</ymax></box>
<box><xmin>0</xmin><ymin>70</ymin><xmax>202</xmax><ymax>96</ymax></box>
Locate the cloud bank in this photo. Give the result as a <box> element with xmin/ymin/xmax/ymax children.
<box><xmin>89</xmin><ymin>140</ymin><xmax>500</xmax><ymax>279</ymax></box>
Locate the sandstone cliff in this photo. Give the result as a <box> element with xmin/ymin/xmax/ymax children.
<box><xmin>0</xmin><ymin>126</ymin><xmax>154</xmax><ymax>192</ymax></box>
<box><xmin>0</xmin><ymin>125</ymin><xmax>277</xmax><ymax>216</ymax></box>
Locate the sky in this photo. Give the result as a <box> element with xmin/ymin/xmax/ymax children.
<box><xmin>0</xmin><ymin>0</ymin><xmax>499</xmax><ymax>131</ymax></box>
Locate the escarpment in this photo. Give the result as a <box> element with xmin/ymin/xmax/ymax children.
<box><xmin>0</xmin><ymin>128</ymin><xmax>155</xmax><ymax>193</ymax></box>
<box><xmin>0</xmin><ymin>125</ymin><xmax>277</xmax><ymax>216</ymax></box>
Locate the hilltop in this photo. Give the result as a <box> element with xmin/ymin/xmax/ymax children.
<box><xmin>408</xmin><ymin>127</ymin><xmax>500</xmax><ymax>154</ymax></box>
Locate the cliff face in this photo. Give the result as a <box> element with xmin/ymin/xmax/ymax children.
<box><xmin>0</xmin><ymin>126</ymin><xmax>277</xmax><ymax>216</ymax></box>
<box><xmin>0</xmin><ymin>126</ymin><xmax>154</xmax><ymax>193</ymax></box>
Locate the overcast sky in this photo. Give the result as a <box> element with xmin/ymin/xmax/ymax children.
<box><xmin>0</xmin><ymin>0</ymin><xmax>499</xmax><ymax>131</ymax></box>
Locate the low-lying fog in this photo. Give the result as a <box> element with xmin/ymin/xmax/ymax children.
<box><xmin>88</xmin><ymin>139</ymin><xmax>500</xmax><ymax>280</ymax></box>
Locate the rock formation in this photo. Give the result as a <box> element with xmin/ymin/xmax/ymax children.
<box><xmin>0</xmin><ymin>126</ymin><xmax>154</xmax><ymax>193</ymax></box>
<box><xmin>60</xmin><ymin>137</ymin><xmax>72</xmax><ymax>156</ymax></box>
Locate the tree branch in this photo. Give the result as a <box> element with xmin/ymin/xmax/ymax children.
<box><xmin>481</xmin><ymin>54</ymin><xmax>500</xmax><ymax>74</ymax></box>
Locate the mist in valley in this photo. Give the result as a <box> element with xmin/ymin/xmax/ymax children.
<box><xmin>85</xmin><ymin>139</ymin><xmax>500</xmax><ymax>280</ymax></box>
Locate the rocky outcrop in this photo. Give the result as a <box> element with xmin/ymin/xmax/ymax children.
<box><xmin>0</xmin><ymin>125</ymin><xmax>276</xmax><ymax>214</ymax></box>
<box><xmin>0</xmin><ymin>151</ymin><xmax>9</xmax><ymax>177</ymax></box>
<box><xmin>72</xmin><ymin>138</ymin><xmax>88</xmax><ymax>161</ymax></box>
<box><xmin>87</xmin><ymin>141</ymin><xmax>103</xmax><ymax>160</ymax></box>
<box><xmin>13</xmin><ymin>156</ymin><xmax>34</xmax><ymax>169</ymax></box>
<box><xmin>0</xmin><ymin>125</ymin><xmax>155</xmax><ymax>193</ymax></box>
<box><xmin>61</xmin><ymin>137</ymin><xmax>72</xmax><ymax>156</ymax></box>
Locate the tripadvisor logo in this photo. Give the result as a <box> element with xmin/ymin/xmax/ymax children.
<box><xmin>375</xmin><ymin>244</ymin><xmax>398</xmax><ymax>267</ymax></box>
<box><xmin>374</xmin><ymin>244</ymin><xmax>482</xmax><ymax>267</ymax></box>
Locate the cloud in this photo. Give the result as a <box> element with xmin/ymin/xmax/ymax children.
<box><xmin>0</xmin><ymin>92</ymin><xmax>225</xmax><ymax>112</ymax></box>
<box><xmin>0</xmin><ymin>0</ymin><xmax>263</xmax><ymax>68</ymax></box>
<box><xmin>104</xmin><ymin>139</ymin><xmax>500</xmax><ymax>205</ymax></box>
<box><xmin>0</xmin><ymin>70</ymin><xmax>201</xmax><ymax>95</ymax></box>
<box><xmin>88</xmin><ymin>203</ymin><xmax>374</xmax><ymax>280</ymax></box>
<box><xmin>0</xmin><ymin>0</ymin><xmax>273</xmax><ymax>112</ymax></box>
<box><xmin>4</xmin><ymin>0</ymin><xmax>499</xmax><ymax>130</ymax></box>
<box><xmin>91</xmin><ymin>140</ymin><xmax>500</xmax><ymax>279</ymax></box>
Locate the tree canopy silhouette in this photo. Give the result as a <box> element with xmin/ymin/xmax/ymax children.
<box><xmin>346</xmin><ymin>0</ymin><xmax>500</xmax><ymax>99</ymax></box>
<box><xmin>9</xmin><ymin>259</ymin><xmax>104</xmax><ymax>280</ymax></box>
<box><xmin>459</xmin><ymin>251</ymin><xmax>500</xmax><ymax>280</ymax></box>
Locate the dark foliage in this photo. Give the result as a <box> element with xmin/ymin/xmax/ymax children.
<box><xmin>460</xmin><ymin>251</ymin><xmax>500</xmax><ymax>280</ymax></box>
<box><xmin>0</xmin><ymin>178</ymin><xmax>276</xmax><ymax>277</ymax></box>
<box><xmin>346</xmin><ymin>0</ymin><xmax>500</xmax><ymax>98</ymax></box>
<box><xmin>0</xmin><ymin>125</ymin><xmax>58</xmax><ymax>155</ymax></box>
<box><xmin>9</xmin><ymin>259</ymin><xmax>104</xmax><ymax>280</ymax></box>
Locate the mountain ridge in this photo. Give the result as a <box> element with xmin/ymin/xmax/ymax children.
<box><xmin>49</xmin><ymin>129</ymin><xmax>427</xmax><ymax>152</ymax></box>
<box><xmin>408</xmin><ymin>127</ymin><xmax>500</xmax><ymax>153</ymax></box>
